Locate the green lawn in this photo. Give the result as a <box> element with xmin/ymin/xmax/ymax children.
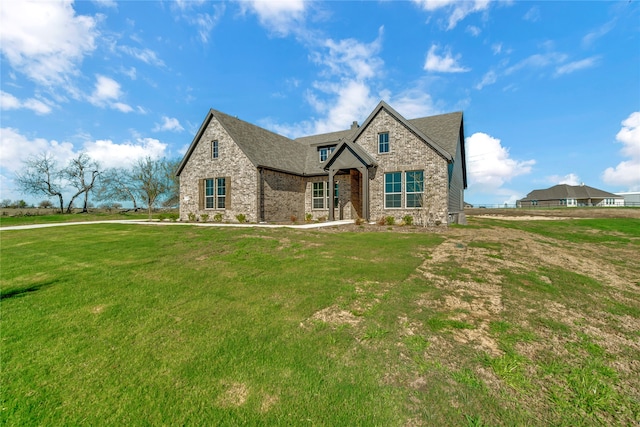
<box><xmin>1</xmin><ymin>220</ymin><xmax>639</xmax><ymax>425</ymax></box>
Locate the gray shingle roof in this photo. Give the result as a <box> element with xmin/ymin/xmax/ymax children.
<box><xmin>521</xmin><ymin>184</ymin><xmax>623</xmax><ymax>201</ymax></box>
<box><xmin>178</xmin><ymin>103</ymin><xmax>465</xmax><ymax>179</ymax></box>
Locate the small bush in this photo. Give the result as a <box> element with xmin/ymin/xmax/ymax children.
<box><xmin>200</xmin><ymin>214</ymin><xmax>209</xmax><ymax>222</ymax></box>
<box><xmin>354</xmin><ymin>217</ymin><xmax>365</xmax><ymax>225</ymax></box>
<box><xmin>236</xmin><ymin>213</ymin><xmax>247</xmax><ymax>223</ymax></box>
<box><xmin>385</xmin><ymin>216</ymin><xmax>395</xmax><ymax>226</ymax></box>
<box><xmin>187</xmin><ymin>213</ymin><xmax>196</xmax><ymax>222</ymax></box>
<box><xmin>318</xmin><ymin>216</ymin><xmax>327</xmax><ymax>222</ymax></box>
<box><xmin>158</xmin><ymin>213</ymin><xmax>167</xmax><ymax>221</ymax></box>
<box><xmin>290</xmin><ymin>215</ymin><xmax>297</xmax><ymax>223</ymax></box>
<box><xmin>377</xmin><ymin>217</ymin><xmax>386</xmax><ymax>226</ymax></box>
<box><xmin>305</xmin><ymin>213</ymin><xmax>313</xmax><ymax>223</ymax></box>
<box><xmin>168</xmin><ymin>213</ymin><xmax>179</xmax><ymax>222</ymax></box>
<box><xmin>402</xmin><ymin>215</ymin><xmax>413</xmax><ymax>226</ymax></box>
<box><xmin>213</xmin><ymin>213</ymin><xmax>223</xmax><ymax>222</ymax></box>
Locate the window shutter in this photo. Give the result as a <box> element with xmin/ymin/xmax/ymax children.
<box><xmin>198</xmin><ymin>179</ymin><xmax>204</xmax><ymax>210</ymax></box>
<box><xmin>225</xmin><ymin>176</ymin><xmax>231</xmax><ymax>209</ymax></box>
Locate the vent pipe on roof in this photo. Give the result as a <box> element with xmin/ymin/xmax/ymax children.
<box><xmin>351</xmin><ymin>121</ymin><xmax>359</xmax><ymax>130</ymax></box>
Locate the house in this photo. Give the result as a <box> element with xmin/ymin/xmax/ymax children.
<box><xmin>176</xmin><ymin>100</ymin><xmax>467</xmax><ymax>225</ymax></box>
<box><xmin>517</xmin><ymin>184</ymin><xmax>625</xmax><ymax>208</ymax></box>
<box><xmin>615</xmin><ymin>192</ymin><xmax>640</xmax><ymax>207</ymax></box>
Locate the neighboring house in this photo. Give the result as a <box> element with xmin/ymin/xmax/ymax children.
<box><xmin>615</xmin><ymin>192</ymin><xmax>640</xmax><ymax>207</ymax></box>
<box><xmin>176</xmin><ymin>100</ymin><xmax>467</xmax><ymax>225</ymax></box>
<box><xmin>517</xmin><ymin>184</ymin><xmax>625</xmax><ymax>208</ymax></box>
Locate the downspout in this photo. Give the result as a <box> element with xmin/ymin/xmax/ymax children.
<box><xmin>259</xmin><ymin>167</ymin><xmax>265</xmax><ymax>222</ymax></box>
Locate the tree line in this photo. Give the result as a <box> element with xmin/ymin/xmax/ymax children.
<box><xmin>15</xmin><ymin>152</ymin><xmax>180</xmax><ymax>219</ymax></box>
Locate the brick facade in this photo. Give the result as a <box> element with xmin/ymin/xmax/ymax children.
<box><xmin>354</xmin><ymin>109</ymin><xmax>449</xmax><ymax>225</ymax></box>
<box><xmin>178</xmin><ymin>102</ymin><xmax>464</xmax><ymax>225</ymax></box>
<box><xmin>179</xmin><ymin>117</ymin><xmax>258</xmax><ymax>222</ymax></box>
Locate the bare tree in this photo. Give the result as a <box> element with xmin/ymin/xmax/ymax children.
<box><xmin>162</xmin><ymin>158</ymin><xmax>181</xmax><ymax>208</ymax></box>
<box><xmin>94</xmin><ymin>167</ymin><xmax>140</xmax><ymax>210</ymax></box>
<box><xmin>15</xmin><ymin>153</ymin><xmax>65</xmax><ymax>213</ymax></box>
<box><xmin>131</xmin><ymin>157</ymin><xmax>171</xmax><ymax>219</ymax></box>
<box><xmin>62</xmin><ymin>152</ymin><xmax>100</xmax><ymax>213</ymax></box>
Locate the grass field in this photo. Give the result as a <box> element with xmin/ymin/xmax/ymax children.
<box><xmin>1</xmin><ymin>216</ymin><xmax>639</xmax><ymax>425</ymax></box>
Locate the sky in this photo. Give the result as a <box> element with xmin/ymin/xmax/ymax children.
<box><xmin>1</xmin><ymin>0</ymin><xmax>639</xmax><ymax>207</ymax></box>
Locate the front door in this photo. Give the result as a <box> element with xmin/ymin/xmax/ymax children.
<box><xmin>350</xmin><ymin>169</ymin><xmax>362</xmax><ymax>219</ymax></box>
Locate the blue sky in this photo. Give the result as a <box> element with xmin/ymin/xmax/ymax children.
<box><xmin>1</xmin><ymin>0</ymin><xmax>639</xmax><ymax>206</ymax></box>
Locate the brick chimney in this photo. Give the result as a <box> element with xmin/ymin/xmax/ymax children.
<box><xmin>350</xmin><ymin>121</ymin><xmax>359</xmax><ymax>130</ymax></box>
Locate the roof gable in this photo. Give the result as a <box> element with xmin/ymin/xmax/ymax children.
<box><xmin>176</xmin><ymin>109</ymin><xmax>306</xmax><ymax>176</ymax></box>
<box><xmin>323</xmin><ymin>139</ymin><xmax>377</xmax><ymax>171</ymax></box>
<box><xmin>351</xmin><ymin>100</ymin><xmax>454</xmax><ymax>162</ymax></box>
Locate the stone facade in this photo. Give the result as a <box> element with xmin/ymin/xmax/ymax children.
<box><xmin>178</xmin><ymin>102</ymin><xmax>464</xmax><ymax>226</ymax></box>
<box><xmin>303</xmin><ymin>174</ymin><xmax>354</xmax><ymax>221</ymax></box>
<box><xmin>179</xmin><ymin>117</ymin><xmax>258</xmax><ymax>222</ymax></box>
<box><xmin>354</xmin><ymin>109</ymin><xmax>449</xmax><ymax>225</ymax></box>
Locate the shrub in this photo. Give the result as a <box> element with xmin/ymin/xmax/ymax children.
<box><xmin>354</xmin><ymin>217</ymin><xmax>365</xmax><ymax>225</ymax></box>
<box><xmin>200</xmin><ymin>214</ymin><xmax>209</xmax><ymax>222</ymax></box>
<box><xmin>305</xmin><ymin>213</ymin><xmax>313</xmax><ymax>223</ymax></box>
<box><xmin>385</xmin><ymin>216</ymin><xmax>395</xmax><ymax>226</ymax></box>
<box><xmin>377</xmin><ymin>217</ymin><xmax>386</xmax><ymax>226</ymax></box>
<box><xmin>290</xmin><ymin>215</ymin><xmax>297</xmax><ymax>223</ymax></box>
<box><xmin>168</xmin><ymin>213</ymin><xmax>179</xmax><ymax>222</ymax></box>
<box><xmin>187</xmin><ymin>213</ymin><xmax>196</xmax><ymax>222</ymax></box>
<box><xmin>213</xmin><ymin>213</ymin><xmax>223</xmax><ymax>222</ymax></box>
<box><xmin>158</xmin><ymin>213</ymin><xmax>167</xmax><ymax>221</ymax></box>
<box><xmin>318</xmin><ymin>216</ymin><xmax>327</xmax><ymax>222</ymax></box>
<box><xmin>236</xmin><ymin>213</ymin><xmax>247</xmax><ymax>223</ymax></box>
<box><xmin>402</xmin><ymin>215</ymin><xmax>413</xmax><ymax>226</ymax></box>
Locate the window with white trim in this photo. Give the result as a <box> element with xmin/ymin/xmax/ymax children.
<box><xmin>405</xmin><ymin>170</ymin><xmax>424</xmax><ymax>208</ymax></box>
<box><xmin>212</xmin><ymin>140</ymin><xmax>219</xmax><ymax>159</ymax></box>
<box><xmin>205</xmin><ymin>177</ymin><xmax>226</xmax><ymax>209</ymax></box>
<box><xmin>384</xmin><ymin>172</ymin><xmax>402</xmax><ymax>208</ymax></box>
<box><xmin>312</xmin><ymin>182</ymin><xmax>325</xmax><ymax>209</ymax></box>
<box><xmin>318</xmin><ymin>146</ymin><xmax>335</xmax><ymax>162</ymax></box>
<box><xmin>378</xmin><ymin>132</ymin><xmax>389</xmax><ymax>153</ymax></box>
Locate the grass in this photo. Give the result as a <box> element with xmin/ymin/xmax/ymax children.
<box><xmin>0</xmin><ymin>211</ymin><xmax>154</xmax><ymax>227</ymax></box>
<box><xmin>1</xmin><ymin>217</ymin><xmax>639</xmax><ymax>425</ymax></box>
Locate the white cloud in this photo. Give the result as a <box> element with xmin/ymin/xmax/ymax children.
<box><xmin>505</xmin><ymin>52</ymin><xmax>568</xmax><ymax>75</ymax></box>
<box><xmin>88</xmin><ymin>75</ymin><xmax>133</xmax><ymax>113</ymax></box>
<box><xmin>92</xmin><ymin>0</ymin><xmax>117</xmax><ymax>8</ymax></box>
<box><xmin>555</xmin><ymin>56</ymin><xmax>600</xmax><ymax>76</ymax></box>
<box><xmin>83</xmin><ymin>138</ymin><xmax>168</xmax><ymax>169</ymax></box>
<box><xmin>465</xmin><ymin>132</ymin><xmax>536</xmax><ymax>188</ymax></box>
<box><xmin>0</xmin><ymin>127</ymin><xmax>76</xmax><ymax>174</ymax></box>
<box><xmin>171</xmin><ymin>1</ymin><xmax>225</xmax><ymax>43</ymax></box>
<box><xmin>313</xmin><ymin>30</ymin><xmax>384</xmax><ymax>81</ymax></box>
<box><xmin>0</xmin><ymin>0</ymin><xmax>97</xmax><ymax>86</ymax></box>
<box><xmin>267</xmin><ymin>29</ymin><xmax>385</xmax><ymax>137</ymax></box>
<box><xmin>523</xmin><ymin>6</ymin><xmax>540</xmax><ymax>22</ymax></box>
<box><xmin>475</xmin><ymin>71</ymin><xmax>497</xmax><ymax>90</ymax></box>
<box><xmin>582</xmin><ymin>19</ymin><xmax>616</xmax><ymax>47</ymax></box>
<box><xmin>241</xmin><ymin>0</ymin><xmax>307</xmax><ymax>37</ymax></box>
<box><xmin>118</xmin><ymin>46</ymin><xmax>165</xmax><ymax>67</ymax></box>
<box><xmin>154</xmin><ymin>116</ymin><xmax>185</xmax><ymax>133</ymax></box>
<box><xmin>424</xmin><ymin>45</ymin><xmax>470</xmax><ymax>73</ymax></box>
<box><xmin>548</xmin><ymin>173</ymin><xmax>581</xmax><ymax>186</ymax></box>
<box><xmin>466</xmin><ymin>25</ymin><xmax>481</xmax><ymax>37</ymax></box>
<box><xmin>603</xmin><ymin>112</ymin><xmax>640</xmax><ymax>191</ymax></box>
<box><xmin>491</xmin><ymin>43</ymin><xmax>503</xmax><ymax>55</ymax></box>
<box><xmin>413</xmin><ymin>0</ymin><xmax>491</xmax><ymax>30</ymax></box>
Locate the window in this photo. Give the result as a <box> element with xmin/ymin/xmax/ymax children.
<box><xmin>384</xmin><ymin>172</ymin><xmax>402</xmax><ymax>208</ymax></box>
<box><xmin>334</xmin><ymin>182</ymin><xmax>339</xmax><ymax>207</ymax></box>
<box><xmin>212</xmin><ymin>140</ymin><xmax>219</xmax><ymax>159</ymax></box>
<box><xmin>318</xmin><ymin>146</ymin><xmax>335</xmax><ymax>162</ymax></box>
<box><xmin>205</xmin><ymin>177</ymin><xmax>226</xmax><ymax>209</ymax></box>
<box><xmin>312</xmin><ymin>182</ymin><xmax>325</xmax><ymax>209</ymax></box>
<box><xmin>405</xmin><ymin>171</ymin><xmax>424</xmax><ymax>208</ymax></box>
<box><xmin>378</xmin><ymin>132</ymin><xmax>389</xmax><ymax>153</ymax></box>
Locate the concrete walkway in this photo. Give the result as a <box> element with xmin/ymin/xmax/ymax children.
<box><xmin>0</xmin><ymin>219</ymin><xmax>355</xmax><ymax>231</ymax></box>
